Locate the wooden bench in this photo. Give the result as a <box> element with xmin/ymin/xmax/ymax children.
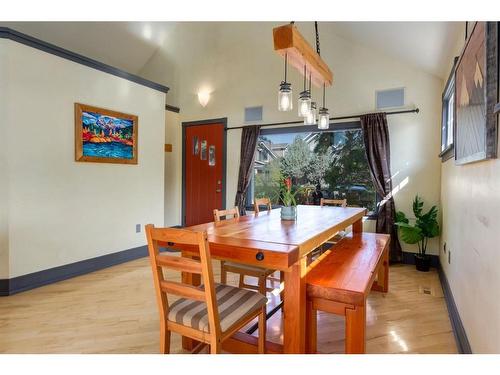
<box><xmin>306</xmin><ymin>232</ymin><xmax>390</xmax><ymax>354</ymax></box>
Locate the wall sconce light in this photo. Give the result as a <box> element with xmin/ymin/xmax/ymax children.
<box><xmin>197</xmin><ymin>90</ymin><xmax>211</xmax><ymax>107</ymax></box>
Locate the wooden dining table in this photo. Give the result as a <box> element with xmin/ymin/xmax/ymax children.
<box><xmin>178</xmin><ymin>204</ymin><xmax>367</xmax><ymax>354</ymax></box>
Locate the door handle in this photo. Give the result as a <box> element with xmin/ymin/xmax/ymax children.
<box><xmin>216</xmin><ymin>189</ymin><xmax>222</xmax><ymax>193</ymax></box>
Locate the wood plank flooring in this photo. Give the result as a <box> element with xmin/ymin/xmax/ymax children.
<box><xmin>0</xmin><ymin>258</ymin><xmax>457</xmax><ymax>354</ymax></box>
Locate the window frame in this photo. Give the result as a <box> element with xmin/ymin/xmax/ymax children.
<box><xmin>246</xmin><ymin>120</ymin><xmax>379</xmax><ymax>219</ymax></box>
<box><xmin>439</xmin><ymin>57</ymin><xmax>458</xmax><ymax>162</ymax></box>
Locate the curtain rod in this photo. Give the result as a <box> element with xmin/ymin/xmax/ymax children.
<box><xmin>227</xmin><ymin>108</ymin><xmax>419</xmax><ymax>131</ymax></box>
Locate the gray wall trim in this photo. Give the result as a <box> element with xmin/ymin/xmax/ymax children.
<box><xmin>181</xmin><ymin>118</ymin><xmax>228</xmax><ymax>226</ymax></box>
<box><xmin>438</xmin><ymin>267</ymin><xmax>473</xmax><ymax>354</ymax></box>
<box><xmin>0</xmin><ymin>244</ymin><xmax>178</xmax><ymax>296</ymax></box>
<box><xmin>0</xmin><ymin>245</ymin><xmax>149</xmax><ymax>296</ymax></box>
<box><xmin>0</xmin><ymin>27</ymin><xmax>169</xmax><ymax>94</ymax></box>
<box><xmin>0</xmin><ymin>279</ymin><xmax>9</xmax><ymax>297</ymax></box>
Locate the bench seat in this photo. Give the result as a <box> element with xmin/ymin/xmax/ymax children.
<box><xmin>306</xmin><ymin>232</ymin><xmax>390</xmax><ymax>354</ymax></box>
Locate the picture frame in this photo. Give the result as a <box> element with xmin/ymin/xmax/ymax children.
<box><xmin>454</xmin><ymin>22</ymin><xmax>498</xmax><ymax>165</ymax></box>
<box><xmin>75</xmin><ymin>103</ymin><xmax>138</xmax><ymax>164</ymax></box>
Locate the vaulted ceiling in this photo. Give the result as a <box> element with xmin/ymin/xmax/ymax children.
<box><xmin>1</xmin><ymin>21</ymin><xmax>463</xmax><ymax>80</ymax></box>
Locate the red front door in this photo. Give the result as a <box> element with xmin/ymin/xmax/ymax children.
<box><xmin>184</xmin><ymin>122</ymin><xmax>225</xmax><ymax>226</ymax></box>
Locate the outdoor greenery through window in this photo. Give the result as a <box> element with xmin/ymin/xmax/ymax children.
<box><xmin>251</xmin><ymin>128</ymin><xmax>378</xmax><ymax>215</ymax></box>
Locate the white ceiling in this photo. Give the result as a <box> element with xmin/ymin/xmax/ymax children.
<box><xmin>0</xmin><ymin>22</ymin><xmax>177</xmax><ymax>73</ymax></box>
<box><xmin>329</xmin><ymin>22</ymin><xmax>464</xmax><ymax>78</ymax></box>
<box><xmin>0</xmin><ymin>21</ymin><xmax>463</xmax><ymax>79</ymax></box>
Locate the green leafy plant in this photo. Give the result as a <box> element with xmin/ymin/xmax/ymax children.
<box><xmin>279</xmin><ymin>177</ymin><xmax>301</xmax><ymax>207</ymax></box>
<box><xmin>395</xmin><ymin>195</ymin><xmax>440</xmax><ymax>257</ymax></box>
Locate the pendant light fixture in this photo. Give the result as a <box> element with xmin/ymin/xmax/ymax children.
<box><xmin>278</xmin><ymin>53</ymin><xmax>293</xmax><ymax>111</ymax></box>
<box><xmin>304</xmin><ymin>73</ymin><xmax>317</xmax><ymax>125</ymax></box>
<box><xmin>318</xmin><ymin>82</ymin><xmax>330</xmax><ymax>129</ymax></box>
<box><xmin>298</xmin><ymin>65</ymin><xmax>312</xmax><ymax>117</ymax></box>
<box><xmin>274</xmin><ymin>22</ymin><xmax>332</xmax><ymax>124</ymax></box>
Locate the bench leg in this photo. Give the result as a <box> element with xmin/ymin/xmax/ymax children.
<box><xmin>306</xmin><ymin>300</ymin><xmax>317</xmax><ymax>354</ymax></box>
<box><xmin>371</xmin><ymin>248</ymin><xmax>389</xmax><ymax>293</ymax></box>
<box><xmin>378</xmin><ymin>249</ymin><xmax>389</xmax><ymax>292</ymax></box>
<box><xmin>345</xmin><ymin>305</ymin><xmax>366</xmax><ymax>354</ymax></box>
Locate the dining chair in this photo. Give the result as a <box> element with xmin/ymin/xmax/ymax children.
<box><xmin>145</xmin><ymin>224</ymin><xmax>267</xmax><ymax>354</ymax></box>
<box><xmin>312</xmin><ymin>198</ymin><xmax>349</xmax><ymax>261</ymax></box>
<box><xmin>253</xmin><ymin>197</ymin><xmax>272</xmax><ymax>214</ymax></box>
<box><xmin>214</xmin><ymin>207</ymin><xmax>277</xmax><ymax>295</ymax></box>
<box><xmin>320</xmin><ymin>198</ymin><xmax>347</xmax><ymax>207</ymax></box>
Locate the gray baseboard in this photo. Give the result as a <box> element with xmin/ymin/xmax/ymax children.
<box><xmin>401</xmin><ymin>251</ymin><xmax>471</xmax><ymax>353</ymax></box>
<box><xmin>0</xmin><ymin>245</ymin><xmax>149</xmax><ymax>296</ymax></box>
<box><xmin>438</xmin><ymin>267</ymin><xmax>473</xmax><ymax>354</ymax></box>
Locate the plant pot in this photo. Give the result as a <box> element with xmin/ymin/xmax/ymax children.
<box><xmin>414</xmin><ymin>254</ymin><xmax>431</xmax><ymax>272</ymax></box>
<box><xmin>281</xmin><ymin>206</ymin><xmax>297</xmax><ymax>221</ymax></box>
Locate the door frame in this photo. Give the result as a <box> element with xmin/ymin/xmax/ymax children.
<box><xmin>181</xmin><ymin>117</ymin><xmax>228</xmax><ymax>227</ymax></box>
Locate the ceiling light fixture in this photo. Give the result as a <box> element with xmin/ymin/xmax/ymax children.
<box><xmin>273</xmin><ymin>22</ymin><xmax>332</xmax><ymax>126</ymax></box>
<box><xmin>304</xmin><ymin>73</ymin><xmax>317</xmax><ymax>125</ymax></box>
<box><xmin>318</xmin><ymin>83</ymin><xmax>329</xmax><ymax>130</ymax></box>
<box><xmin>298</xmin><ymin>65</ymin><xmax>312</xmax><ymax>117</ymax></box>
<box><xmin>278</xmin><ymin>53</ymin><xmax>293</xmax><ymax>111</ymax></box>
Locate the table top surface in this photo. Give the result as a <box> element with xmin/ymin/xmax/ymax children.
<box><xmin>187</xmin><ymin>205</ymin><xmax>366</xmax><ymax>253</ymax></box>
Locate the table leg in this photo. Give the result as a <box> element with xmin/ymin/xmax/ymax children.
<box><xmin>305</xmin><ymin>300</ymin><xmax>317</xmax><ymax>354</ymax></box>
<box><xmin>378</xmin><ymin>247</ymin><xmax>389</xmax><ymax>292</ymax></box>
<box><xmin>352</xmin><ymin>217</ymin><xmax>363</xmax><ymax>233</ymax></box>
<box><xmin>283</xmin><ymin>257</ymin><xmax>307</xmax><ymax>353</ymax></box>
<box><xmin>181</xmin><ymin>251</ymin><xmax>201</xmax><ymax>351</ymax></box>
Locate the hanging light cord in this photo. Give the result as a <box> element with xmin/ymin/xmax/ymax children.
<box><xmin>316</xmin><ymin>21</ymin><xmax>326</xmax><ymax>111</ymax></box>
<box><xmin>284</xmin><ymin>53</ymin><xmax>287</xmax><ymax>82</ymax></box>
<box><xmin>322</xmin><ymin>83</ymin><xmax>326</xmax><ymax>108</ymax></box>
<box><xmin>303</xmin><ymin>64</ymin><xmax>307</xmax><ymax>91</ymax></box>
<box><xmin>315</xmin><ymin>21</ymin><xmax>320</xmax><ymax>56</ymax></box>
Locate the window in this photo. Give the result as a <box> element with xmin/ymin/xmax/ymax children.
<box><xmin>249</xmin><ymin>124</ymin><xmax>378</xmax><ymax>216</ymax></box>
<box><xmin>440</xmin><ymin>57</ymin><xmax>457</xmax><ymax>161</ymax></box>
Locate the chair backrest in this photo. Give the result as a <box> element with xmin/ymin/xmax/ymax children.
<box><xmin>145</xmin><ymin>225</ymin><xmax>220</xmax><ymax>336</ymax></box>
<box><xmin>213</xmin><ymin>206</ymin><xmax>240</xmax><ymax>222</ymax></box>
<box><xmin>320</xmin><ymin>198</ymin><xmax>347</xmax><ymax>207</ymax></box>
<box><xmin>253</xmin><ymin>197</ymin><xmax>272</xmax><ymax>214</ymax></box>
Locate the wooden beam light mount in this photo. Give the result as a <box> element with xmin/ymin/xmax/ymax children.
<box><xmin>273</xmin><ymin>23</ymin><xmax>333</xmax><ymax>88</ymax></box>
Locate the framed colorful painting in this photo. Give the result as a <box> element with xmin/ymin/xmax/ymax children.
<box><xmin>454</xmin><ymin>22</ymin><xmax>498</xmax><ymax>165</ymax></box>
<box><xmin>75</xmin><ymin>103</ymin><xmax>138</xmax><ymax>164</ymax></box>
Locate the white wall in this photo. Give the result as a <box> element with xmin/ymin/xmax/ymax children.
<box><xmin>140</xmin><ymin>22</ymin><xmax>444</xmax><ymax>253</ymax></box>
<box><xmin>440</xmin><ymin>25</ymin><xmax>500</xmax><ymax>353</ymax></box>
<box><xmin>2</xmin><ymin>40</ymin><xmax>165</xmax><ymax>278</ymax></box>
<box><xmin>164</xmin><ymin>110</ymin><xmax>182</xmax><ymax>226</ymax></box>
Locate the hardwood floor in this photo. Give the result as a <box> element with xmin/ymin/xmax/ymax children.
<box><xmin>0</xmin><ymin>258</ymin><xmax>457</xmax><ymax>354</ymax></box>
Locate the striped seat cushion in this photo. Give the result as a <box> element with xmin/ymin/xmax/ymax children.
<box><xmin>168</xmin><ymin>283</ymin><xmax>267</xmax><ymax>333</ymax></box>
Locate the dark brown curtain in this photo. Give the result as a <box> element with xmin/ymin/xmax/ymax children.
<box><xmin>360</xmin><ymin>113</ymin><xmax>402</xmax><ymax>262</ymax></box>
<box><xmin>234</xmin><ymin>125</ymin><xmax>261</xmax><ymax>215</ymax></box>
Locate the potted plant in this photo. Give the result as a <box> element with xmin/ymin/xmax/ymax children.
<box><xmin>395</xmin><ymin>195</ymin><xmax>440</xmax><ymax>272</ymax></box>
<box><xmin>279</xmin><ymin>177</ymin><xmax>300</xmax><ymax>220</ymax></box>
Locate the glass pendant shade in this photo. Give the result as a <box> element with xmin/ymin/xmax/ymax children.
<box><xmin>278</xmin><ymin>82</ymin><xmax>293</xmax><ymax>111</ymax></box>
<box><xmin>318</xmin><ymin>107</ymin><xmax>330</xmax><ymax>129</ymax></box>
<box><xmin>298</xmin><ymin>90</ymin><xmax>312</xmax><ymax>117</ymax></box>
<box><xmin>304</xmin><ymin>101</ymin><xmax>317</xmax><ymax>125</ymax></box>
